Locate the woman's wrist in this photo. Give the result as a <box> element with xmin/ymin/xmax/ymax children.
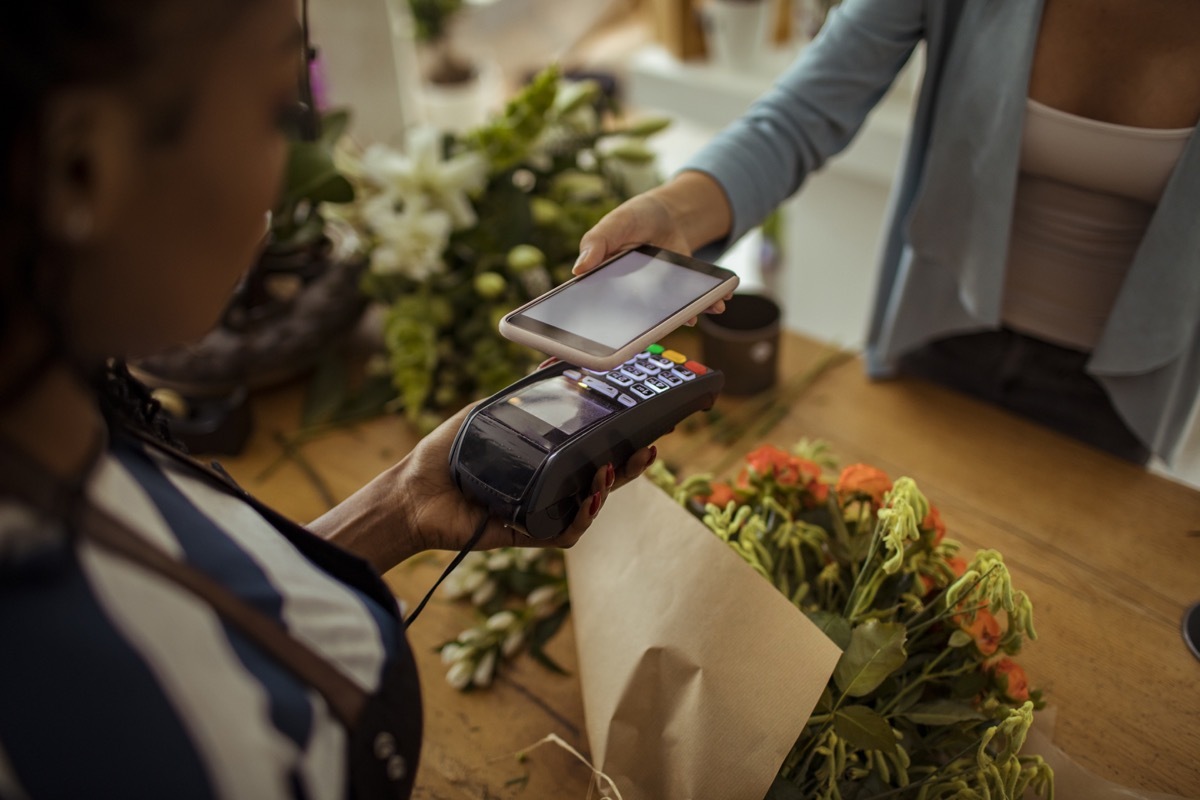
<box><xmin>654</xmin><ymin>170</ymin><xmax>733</xmax><ymax>253</ymax></box>
<box><xmin>308</xmin><ymin>458</ymin><xmax>425</xmax><ymax>574</ymax></box>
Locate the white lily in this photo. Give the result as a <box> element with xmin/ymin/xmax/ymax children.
<box><xmin>360</xmin><ymin>127</ymin><xmax>487</xmax><ymax>231</ymax></box>
<box><xmin>367</xmin><ymin>193</ymin><xmax>452</xmax><ymax>282</ymax></box>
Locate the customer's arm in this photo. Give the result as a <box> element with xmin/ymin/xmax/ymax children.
<box><xmin>576</xmin><ymin>0</ymin><xmax>927</xmax><ymax>276</ymax></box>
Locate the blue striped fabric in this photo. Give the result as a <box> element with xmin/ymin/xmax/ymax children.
<box><xmin>0</xmin><ymin>441</ymin><xmax>401</xmax><ymax>799</ymax></box>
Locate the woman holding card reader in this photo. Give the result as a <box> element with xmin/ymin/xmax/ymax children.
<box><xmin>0</xmin><ymin>0</ymin><xmax>666</xmax><ymax>797</ymax></box>
<box><xmin>575</xmin><ymin>0</ymin><xmax>1200</xmax><ymax>469</ymax></box>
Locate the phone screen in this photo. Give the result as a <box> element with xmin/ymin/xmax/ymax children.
<box><xmin>514</xmin><ymin>249</ymin><xmax>728</xmax><ymax>351</ymax></box>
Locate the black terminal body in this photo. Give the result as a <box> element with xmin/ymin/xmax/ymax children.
<box><xmin>449</xmin><ymin>349</ymin><xmax>722</xmax><ymax>539</ymax></box>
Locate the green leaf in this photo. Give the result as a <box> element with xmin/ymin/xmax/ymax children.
<box><xmin>529</xmin><ymin>603</ymin><xmax>570</xmax><ymax>651</ymax></box>
<box><xmin>815</xmin><ymin>686</ymin><xmax>834</xmax><ymax>714</ymax></box>
<box><xmin>526</xmin><ymin>603</ymin><xmax>571</xmax><ymax>676</ymax></box>
<box><xmin>319</xmin><ymin>109</ymin><xmax>351</xmax><ymax>148</ymax></box>
<box><xmin>901</xmin><ymin>699</ymin><xmax>987</xmax><ymax>726</ymax></box>
<box><xmin>301</xmin><ymin>348</ymin><xmax>347</xmax><ymax>427</ymax></box>
<box><xmin>833</xmin><ymin>620</ymin><xmax>907</xmax><ymax>698</ymax></box>
<box><xmin>833</xmin><ymin>705</ymin><xmax>897</xmax><ymax>755</ymax></box>
<box><xmin>285</xmin><ymin>142</ymin><xmax>355</xmax><ymax>206</ymax></box>
<box><xmin>527</xmin><ymin>647</ymin><xmax>569</xmax><ymax>675</ymax></box>
<box><xmin>951</xmin><ymin>670</ymin><xmax>988</xmax><ymax>699</ymax></box>
<box><xmin>806</xmin><ymin>610</ymin><xmax>852</xmax><ymax>650</ymax></box>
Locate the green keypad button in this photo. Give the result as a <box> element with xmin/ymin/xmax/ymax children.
<box><xmin>646</xmin><ymin>344</ymin><xmax>665</xmax><ymax>355</ymax></box>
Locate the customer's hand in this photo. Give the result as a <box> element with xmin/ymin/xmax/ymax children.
<box><xmin>573</xmin><ymin>171</ymin><xmax>735</xmax><ymax>324</ymax></box>
<box><xmin>312</xmin><ymin>404</ymin><xmax>659</xmax><ymax>572</ymax></box>
<box><xmin>573</xmin><ymin>191</ymin><xmax>693</xmax><ymax>275</ymax></box>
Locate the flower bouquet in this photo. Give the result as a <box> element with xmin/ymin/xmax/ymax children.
<box><xmin>434</xmin><ymin>435</ymin><xmax>1055</xmax><ymax>798</ymax></box>
<box><xmin>657</xmin><ymin>446</ymin><xmax>1050</xmax><ymax>799</ymax></box>
<box><xmin>331</xmin><ymin>65</ymin><xmax>669</xmax><ymax>432</ymax></box>
<box><xmin>564</xmin><ymin>441</ymin><xmax>1054</xmax><ymax>800</ymax></box>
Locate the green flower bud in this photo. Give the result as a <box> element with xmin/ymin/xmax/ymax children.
<box><xmin>623</xmin><ymin>117</ymin><xmax>672</xmax><ymax>137</ymax></box>
<box><xmin>473</xmin><ymin>271</ymin><xmax>507</xmax><ymax>299</ymax></box>
<box><xmin>507</xmin><ymin>244</ymin><xmax>546</xmax><ymax>272</ymax></box>
<box><xmin>608</xmin><ymin>142</ymin><xmax>657</xmax><ymax>165</ymax></box>
<box><xmin>485</xmin><ymin>610</ymin><xmax>517</xmax><ymax>632</ymax></box>
<box><xmin>530</xmin><ymin>197</ymin><xmax>562</xmax><ymax>226</ymax></box>
<box><xmin>553</xmin><ymin>171</ymin><xmax>608</xmax><ymax>201</ymax></box>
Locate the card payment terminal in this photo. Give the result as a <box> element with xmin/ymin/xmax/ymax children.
<box><xmin>449</xmin><ymin>345</ymin><xmax>722</xmax><ymax>539</ymax></box>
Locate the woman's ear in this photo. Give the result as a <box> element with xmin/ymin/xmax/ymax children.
<box><xmin>39</xmin><ymin>89</ymin><xmax>137</xmax><ymax>247</ymax></box>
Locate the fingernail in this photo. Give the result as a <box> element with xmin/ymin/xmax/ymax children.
<box><xmin>605</xmin><ymin>464</ymin><xmax>615</xmax><ymax>487</ymax></box>
<box><xmin>572</xmin><ymin>247</ymin><xmax>591</xmax><ymax>272</ymax></box>
<box><xmin>589</xmin><ymin>491</ymin><xmax>602</xmax><ymax>516</ymax></box>
<box><xmin>647</xmin><ymin>446</ymin><xmax>657</xmax><ymax>466</ymax></box>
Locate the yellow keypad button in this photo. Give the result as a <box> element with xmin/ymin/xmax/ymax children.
<box><xmin>661</xmin><ymin>349</ymin><xmax>687</xmax><ymax>364</ymax></box>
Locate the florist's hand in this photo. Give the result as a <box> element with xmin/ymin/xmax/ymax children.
<box><xmin>573</xmin><ymin>171</ymin><xmax>735</xmax><ymax>325</ymax></box>
<box><xmin>401</xmin><ymin>404</ymin><xmax>658</xmax><ymax>553</ymax></box>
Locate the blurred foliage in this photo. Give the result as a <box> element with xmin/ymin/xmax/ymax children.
<box><xmin>329</xmin><ymin>65</ymin><xmax>671</xmax><ymax>432</ymax></box>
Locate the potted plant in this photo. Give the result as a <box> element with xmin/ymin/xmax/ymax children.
<box><xmin>402</xmin><ymin>0</ymin><xmax>495</xmax><ymax>131</ymax></box>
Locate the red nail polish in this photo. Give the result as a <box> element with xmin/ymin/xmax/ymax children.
<box><xmin>648</xmin><ymin>446</ymin><xmax>658</xmax><ymax>466</ymax></box>
<box><xmin>589</xmin><ymin>491</ymin><xmax>602</xmax><ymax>516</ymax></box>
<box><xmin>605</xmin><ymin>464</ymin><xmax>615</xmax><ymax>487</ymax></box>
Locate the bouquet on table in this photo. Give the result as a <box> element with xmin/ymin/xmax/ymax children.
<box><xmin>439</xmin><ymin>437</ymin><xmax>1054</xmax><ymax>799</ymax></box>
<box><xmin>635</xmin><ymin>446</ymin><xmax>1052</xmax><ymax>799</ymax></box>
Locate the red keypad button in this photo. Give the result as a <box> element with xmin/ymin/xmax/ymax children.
<box><xmin>684</xmin><ymin>360</ymin><xmax>708</xmax><ymax>376</ymax></box>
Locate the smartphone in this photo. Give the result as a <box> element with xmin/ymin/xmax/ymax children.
<box><xmin>499</xmin><ymin>245</ymin><xmax>739</xmax><ymax>371</ymax></box>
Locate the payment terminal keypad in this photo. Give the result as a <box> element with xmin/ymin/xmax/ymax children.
<box><xmin>563</xmin><ymin>344</ymin><xmax>711</xmax><ymax>408</ymax></box>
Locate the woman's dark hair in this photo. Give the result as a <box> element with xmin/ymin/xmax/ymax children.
<box><xmin>0</xmin><ymin>1</ymin><xmax>265</xmax><ymax>439</ymax></box>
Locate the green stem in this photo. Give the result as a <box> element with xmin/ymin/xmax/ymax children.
<box><xmin>843</xmin><ymin>520</ymin><xmax>885</xmax><ymax>620</ymax></box>
<box><xmin>903</xmin><ymin>567</ymin><xmax>998</xmax><ymax>640</ymax></box>
<box><xmin>879</xmin><ymin>648</ymin><xmax>953</xmax><ymax>717</ymax></box>
<box><xmin>270</xmin><ymin>431</ymin><xmax>338</xmax><ymax>509</ymax></box>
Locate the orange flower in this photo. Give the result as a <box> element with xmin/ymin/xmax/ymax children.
<box><xmin>739</xmin><ymin>448</ymin><xmax>828</xmax><ymax>504</ymax></box>
<box><xmin>960</xmin><ymin>608</ymin><xmax>1002</xmax><ymax>656</ymax></box>
<box><xmin>836</xmin><ymin>464</ymin><xmax>892</xmax><ymax>505</ymax></box>
<box><xmin>990</xmin><ymin>657</ymin><xmax>1030</xmax><ymax>703</ymax></box>
<box><xmin>704</xmin><ymin>482</ymin><xmax>737</xmax><ymax>507</ymax></box>
<box><xmin>922</xmin><ymin>505</ymin><xmax>946</xmax><ymax>545</ymax></box>
<box><xmin>947</xmin><ymin>556</ymin><xmax>969</xmax><ymax>578</ymax></box>
<box><xmin>745</xmin><ymin>445</ymin><xmax>793</xmax><ymax>477</ymax></box>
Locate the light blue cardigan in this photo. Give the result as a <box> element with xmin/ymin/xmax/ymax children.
<box><xmin>685</xmin><ymin>0</ymin><xmax>1200</xmax><ymax>462</ymax></box>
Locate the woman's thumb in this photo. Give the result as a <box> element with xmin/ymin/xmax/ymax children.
<box><xmin>572</xmin><ymin>230</ymin><xmax>608</xmax><ymax>275</ymax></box>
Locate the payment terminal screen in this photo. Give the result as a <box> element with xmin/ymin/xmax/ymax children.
<box><xmin>505</xmin><ymin>380</ymin><xmax>611</xmax><ymax>436</ymax></box>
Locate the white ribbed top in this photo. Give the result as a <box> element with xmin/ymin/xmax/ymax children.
<box><xmin>1002</xmin><ymin>98</ymin><xmax>1194</xmax><ymax>350</ymax></box>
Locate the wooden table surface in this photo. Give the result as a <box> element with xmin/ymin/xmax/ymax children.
<box><xmin>219</xmin><ymin>330</ymin><xmax>1200</xmax><ymax>799</ymax></box>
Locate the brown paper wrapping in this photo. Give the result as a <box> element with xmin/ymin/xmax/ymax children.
<box><xmin>566</xmin><ymin>477</ymin><xmax>843</xmax><ymax>800</ymax></box>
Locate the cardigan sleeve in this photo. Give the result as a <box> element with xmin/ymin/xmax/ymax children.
<box><xmin>684</xmin><ymin>0</ymin><xmax>928</xmax><ymax>257</ymax></box>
